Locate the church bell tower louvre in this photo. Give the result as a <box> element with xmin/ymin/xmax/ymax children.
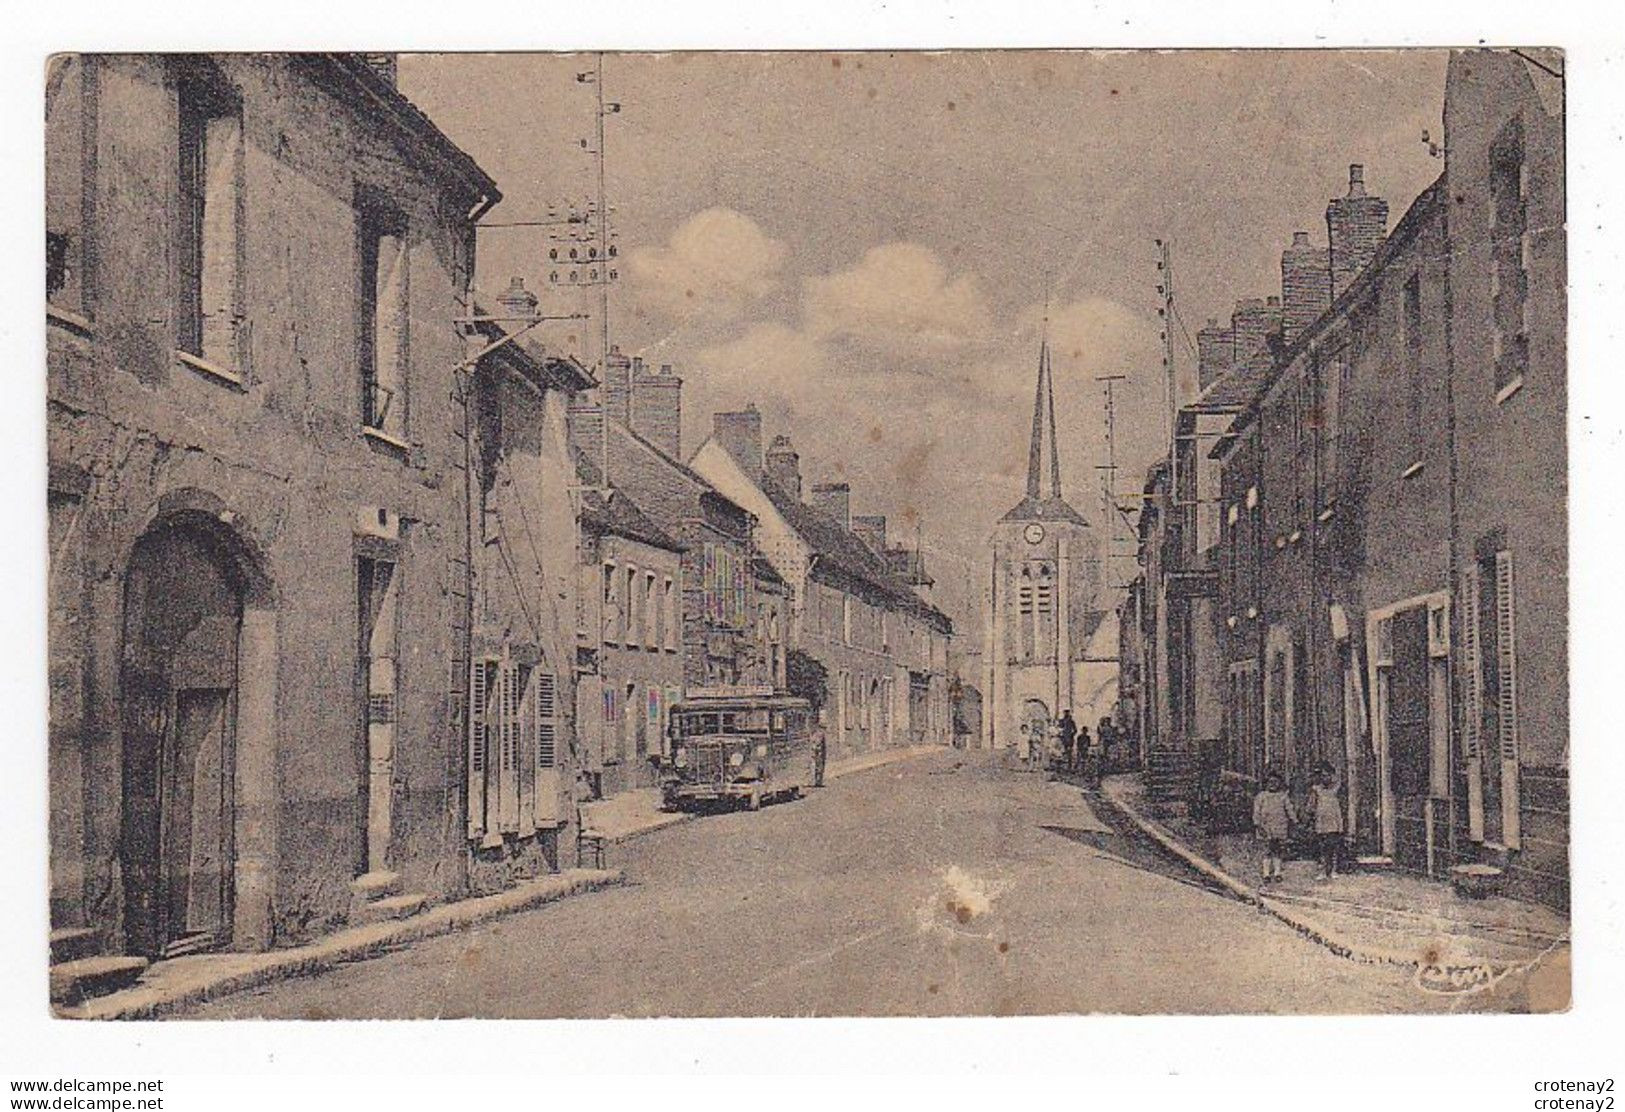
<box><xmin>982</xmin><ymin>337</ymin><xmax>1102</xmax><ymax>751</ymax></box>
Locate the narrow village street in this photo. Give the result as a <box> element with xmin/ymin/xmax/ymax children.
<box><xmin>37</xmin><ymin>50</ymin><xmax>1572</xmax><ymax>1031</ymax></box>
<box><xmin>182</xmin><ymin>749</ymin><xmax>1485</xmax><ymax>1018</ymax></box>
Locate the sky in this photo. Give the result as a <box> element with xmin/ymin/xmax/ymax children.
<box><xmin>399</xmin><ymin>50</ymin><xmax>1449</xmax><ymax>655</ymax></box>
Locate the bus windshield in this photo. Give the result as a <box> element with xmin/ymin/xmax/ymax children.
<box><xmin>673</xmin><ymin>708</ymin><xmax>773</xmax><ymax>737</ymax></box>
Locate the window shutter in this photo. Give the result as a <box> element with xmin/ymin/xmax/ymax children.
<box><xmin>467</xmin><ymin>658</ymin><xmax>494</xmax><ymax>838</ymax></box>
<box><xmin>536</xmin><ymin>672</ymin><xmax>558</xmax><ymax>768</ymax></box>
<box><xmin>1494</xmin><ymin>550</ymin><xmax>1521</xmax><ymax>848</ymax></box>
<box><xmin>534</xmin><ymin>671</ymin><xmax>561</xmax><ymax>825</ymax></box>
<box><xmin>498</xmin><ymin>661</ymin><xmax>520</xmax><ymax>833</ymax></box>
<box><xmin>517</xmin><ymin>665</ymin><xmax>536</xmax><ymax>837</ymax></box>
<box><xmin>1462</xmin><ymin>563</ymin><xmax>1486</xmax><ymax>841</ymax></box>
<box><xmin>199</xmin><ymin>113</ymin><xmax>242</xmax><ymax>367</ymax></box>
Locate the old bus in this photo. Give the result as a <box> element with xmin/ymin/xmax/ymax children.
<box><xmin>661</xmin><ymin>688</ymin><xmax>822</xmax><ymax>811</ymax></box>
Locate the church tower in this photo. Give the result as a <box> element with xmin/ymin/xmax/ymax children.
<box><xmin>983</xmin><ymin>340</ymin><xmax>1101</xmax><ymax>751</ymax></box>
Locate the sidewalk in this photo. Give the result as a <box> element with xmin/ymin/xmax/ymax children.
<box><xmin>581</xmin><ymin>742</ymin><xmax>948</xmax><ymax>843</ymax></box>
<box><xmin>65</xmin><ymin>744</ymin><xmax>948</xmax><ymax>1020</ymax></box>
<box><xmin>57</xmin><ymin>868</ymin><xmax>622</xmax><ymax>1021</ymax></box>
<box><xmin>1099</xmin><ymin>773</ymin><xmax>1570</xmax><ymax>991</ymax></box>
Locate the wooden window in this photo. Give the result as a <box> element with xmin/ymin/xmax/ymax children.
<box><xmin>653</xmin><ymin>573</ymin><xmax>666</xmax><ymax>649</ymax></box>
<box><xmin>624</xmin><ymin>564</ymin><xmax>638</xmax><ymax>645</ymax></box>
<box><xmin>1494</xmin><ymin>550</ymin><xmax>1522</xmax><ymax>847</ymax></box>
<box><xmin>1403</xmin><ymin>273</ymin><xmax>1424</xmax><ymax>466</ymax></box>
<box><xmin>358</xmin><ymin>190</ymin><xmax>409</xmax><ymax>437</ymax></box>
<box><xmin>645</xmin><ymin>571</ymin><xmax>658</xmax><ymax>649</ymax></box>
<box><xmin>1490</xmin><ymin>121</ymin><xmax>1529</xmax><ymax>394</ymax></box>
<box><xmin>534</xmin><ymin>670</ymin><xmax>561</xmax><ymax>826</ymax></box>
<box><xmin>46</xmin><ymin>56</ymin><xmax>90</xmax><ymax>319</ymax></box>
<box><xmin>663</xmin><ymin>576</ymin><xmax>677</xmax><ymax>651</ymax></box>
<box><xmin>601</xmin><ymin>561</ymin><xmax>617</xmax><ymax>643</ymax></box>
<box><xmin>469</xmin><ymin>656</ymin><xmax>560</xmax><ymax>839</ymax></box>
<box><xmin>467</xmin><ymin>657</ymin><xmax>497</xmax><ymax>840</ymax></box>
<box><xmin>1462</xmin><ymin>562</ymin><xmax>1486</xmax><ymax>841</ymax></box>
<box><xmin>177</xmin><ymin>69</ymin><xmax>243</xmax><ymax>369</ymax></box>
<box><xmin>497</xmin><ymin>661</ymin><xmax>521</xmax><ymax>834</ymax></box>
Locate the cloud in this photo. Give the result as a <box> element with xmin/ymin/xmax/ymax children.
<box><xmin>692</xmin><ymin>321</ymin><xmax>827</xmax><ymax>396</ymax></box>
<box><xmin>1030</xmin><ymin>296</ymin><xmax>1158</xmax><ymax>384</ymax></box>
<box><xmin>803</xmin><ymin>243</ymin><xmax>994</xmax><ymax>355</ymax></box>
<box><xmin>627</xmin><ymin>207</ymin><xmax>787</xmax><ymax>321</ymax></box>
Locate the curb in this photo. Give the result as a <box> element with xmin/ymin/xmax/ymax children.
<box><xmin>1095</xmin><ymin>778</ymin><xmax>1535</xmax><ymax>981</ymax></box>
<box><xmin>826</xmin><ymin>744</ymin><xmax>946</xmax><ymax>782</ymax></box>
<box><xmin>603</xmin><ymin>810</ymin><xmax>693</xmax><ymax>845</ymax></box>
<box><xmin>598</xmin><ymin>745</ymin><xmax>947</xmax><ymax>845</ymax></box>
<box><xmin>59</xmin><ymin>868</ymin><xmax>624</xmax><ymax>1020</ymax></box>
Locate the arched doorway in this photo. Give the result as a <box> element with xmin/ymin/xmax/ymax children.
<box><xmin>1020</xmin><ymin>697</ymin><xmax>1050</xmax><ymax>762</ymax></box>
<box><xmin>120</xmin><ymin>516</ymin><xmax>249</xmax><ymax>957</ymax></box>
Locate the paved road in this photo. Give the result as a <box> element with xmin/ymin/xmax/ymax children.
<box><xmin>184</xmin><ymin>749</ymin><xmax>1485</xmax><ymax>1017</ymax></box>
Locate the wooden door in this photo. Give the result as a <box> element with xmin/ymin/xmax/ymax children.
<box><xmin>1387</xmin><ymin>607</ymin><xmax>1430</xmax><ymax>871</ymax></box>
<box><xmin>163</xmin><ymin>688</ymin><xmax>232</xmax><ymax>953</ymax></box>
<box><xmin>121</xmin><ymin>522</ymin><xmax>241</xmax><ymax>957</ymax></box>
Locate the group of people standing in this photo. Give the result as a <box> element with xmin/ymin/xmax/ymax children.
<box><xmin>1251</xmin><ymin>762</ymin><xmax>1346</xmax><ymax>883</ymax></box>
<box><xmin>1033</xmin><ymin>709</ymin><xmax>1116</xmax><ymax>784</ymax></box>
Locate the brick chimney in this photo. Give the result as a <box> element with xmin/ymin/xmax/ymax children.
<box><xmin>1196</xmin><ymin>317</ymin><xmax>1234</xmax><ymax>391</ymax></box>
<box><xmin>886</xmin><ymin>547</ymin><xmax>931</xmax><ymax>587</ymax></box>
<box><xmin>811</xmin><ymin>482</ymin><xmax>851</xmax><ymax>530</ymax></box>
<box><xmin>496</xmin><ymin>276</ymin><xmax>539</xmax><ymax>323</ymax></box>
<box><xmin>630</xmin><ymin>359</ymin><xmax>682</xmax><ymax>458</ymax></box>
<box><xmin>852</xmin><ymin>514</ymin><xmax>888</xmax><ymax>555</ymax></box>
<box><xmin>1280</xmin><ymin>231</ymin><xmax>1332</xmax><ymax>345</ymax></box>
<box><xmin>1231</xmin><ymin>297</ymin><xmax>1283</xmax><ymax>368</ymax></box>
<box><xmin>601</xmin><ymin>345</ymin><xmax>632</xmax><ymax>426</ymax></box>
<box><xmin>713</xmin><ymin>405</ymin><xmax>763</xmax><ymax>477</ymax></box>
<box><xmin>568</xmin><ymin>402</ymin><xmax>604</xmax><ymax>465</ymax></box>
<box><xmin>765</xmin><ymin>434</ymin><xmax>801</xmax><ymax>499</ymax></box>
<box><xmin>1326</xmin><ymin>164</ymin><xmax>1389</xmax><ymax>297</ymax></box>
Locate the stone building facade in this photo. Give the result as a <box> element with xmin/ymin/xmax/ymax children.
<box><xmin>463</xmin><ymin>281</ymin><xmax>596</xmax><ymax>890</ymax></box>
<box><xmin>689</xmin><ymin>410</ymin><xmax>954</xmax><ymax>757</ymax></box>
<box><xmin>1155</xmin><ymin>49</ymin><xmax>1567</xmax><ymax>908</ymax></box>
<box><xmin>573</xmin><ymin>452</ymin><xmax>687</xmax><ymax>800</ymax></box>
<box><xmin>568</xmin><ymin>409</ymin><xmax>781</xmax><ymax>696</ymax></box>
<box><xmin>1441</xmin><ymin>49</ymin><xmax>1567</xmax><ymax>905</ymax></box>
<box><xmin>46</xmin><ymin>53</ymin><xmax>499</xmax><ymax>957</ymax></box>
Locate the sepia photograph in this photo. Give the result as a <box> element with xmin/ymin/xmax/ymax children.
<box><xmin>36</xmin><ymin>44</ymin><xmax>1576</xmax><ymax>1023</ymax></box>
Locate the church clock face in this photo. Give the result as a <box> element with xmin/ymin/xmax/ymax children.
<box><xmin>1023</xmin><ymin>523</ymin><xmax>1046</xmax><ymax>545</ymax></box>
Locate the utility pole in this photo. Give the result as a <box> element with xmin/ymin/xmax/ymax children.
<box><xmin>1094</xmin><ymin>373</ymin><xmax>1132</xmax><ymax>590</ymax></box>
<box><xmin>1154</xmin><ymin>237</ymin><xmax>1179</xmax><ymax>508</ymax></box>
<box><xmin>556</xmin><ymin>57</ymin><xmax>623</xmax><ymax>500</ymax></box>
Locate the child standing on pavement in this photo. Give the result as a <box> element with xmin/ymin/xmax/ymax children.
<box><xmin>1252</xmin><ymin>772</ymin><xmax>1294</xmax><ymax>884</ymax></box>
<box><xmin>1307</xmin><ymin>762</ymin><xmax>1346</xmax><ymax>879</ymax></box>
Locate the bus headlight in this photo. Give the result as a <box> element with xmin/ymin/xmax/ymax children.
<box><xmin>674</xmin><ymin>747</ymin><xmax>688</xmax><ymax>767</ymax></box>
<box><xmin>729</xmin><ymin>752</ymin><xmax>745</xmax><ymax>768</ymax></box>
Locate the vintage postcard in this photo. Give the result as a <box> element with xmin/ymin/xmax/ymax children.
<box><xmin>43</xmin><ymin>48</ymin><xmax>1568</xmax><ymax>1019</ymax></box>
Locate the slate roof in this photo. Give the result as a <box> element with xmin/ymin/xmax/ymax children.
<box><xmin>757</xmin><ymin>477</ymin><xmax>953</xmax><ymax>633</ymax></box>
<box><xmin>997</xmin><ymin>494</ymin><xmax>1090</xmax><ymax>527</ymax></box>
<box><xmin>574</xmin><ymin>451</ymin><xmax>685</xmax><ymax>553</ymax></box>
<box><xmin>1204</xmin><ymin>173</ymin><xmax>1447</xmax><ymax>458</ymax></box>
<box><xmin>468</xmin><ymin>306</ymin><xmax>596</xmax><ymax>392</ymax></box>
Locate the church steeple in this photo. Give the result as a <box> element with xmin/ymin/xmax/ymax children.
<box><xmin>1001</xmin><ymin>338</ymin><xmax>1087</xmax><ymax>526</ymax></box>
<box><xmin>1025</xmin><ymin>339</ymin><xmax>1063</xmax><ymax>501</ymax></box>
